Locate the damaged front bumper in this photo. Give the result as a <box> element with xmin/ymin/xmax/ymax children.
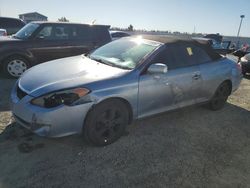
<box><xmin>10</xmin><ymin>85</ymin><xmax>94</xmax><ymax>137</ymax></box>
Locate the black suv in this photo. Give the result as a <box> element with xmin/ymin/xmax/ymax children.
<box><xmin>0</xmin><ymin>17</ymin><xmax>25</xmax><ymax>35</ymax></box>
<box><xmin>0</xmin><ymin>22</ymin><xmax>111</xmax><ymax>77</ymax></box>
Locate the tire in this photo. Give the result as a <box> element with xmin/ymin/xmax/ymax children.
<box><xmin>3</xmin><ymin>56</ymin><xmax>30</xmax><ymax>78</ymax></box>
<box><xmin>84</xmin><ymin>99</ymin><xmax>129</xmax><ymax>146</ymax></box>
<box><xmin>208</xmin><ymin>82</ymin><xmax>231</xmax><ymax>111</ymax></box>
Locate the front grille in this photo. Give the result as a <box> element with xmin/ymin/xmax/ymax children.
<box><xmin>16</xmin><ymin>86</ymin><xmax>27</xmax><ymax>99</ymax></box>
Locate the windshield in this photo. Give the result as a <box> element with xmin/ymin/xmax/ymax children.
<box><xmin>14</xmin><ymin>23</ymin><xmax>39</xmax><ymax>39</ymax></box>
<box><xmin>89</xmin><ymin>37</ymin><xmax>160</xmax><ymax>69</ymax></box>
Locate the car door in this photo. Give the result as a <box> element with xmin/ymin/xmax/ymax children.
<box><xmin>30</xmin><ymin>24</ymin><xmax>74</xmax><ymax>64</ymax></box>
<box><xmin>190</xmin><ymin>44</ymin><xmax>218</xmax><ymax>102</ymax></box>
<box><xmin>138</xmin><ymin>43</ymin><xmax>202</xmax><ymax>118</ymax></box>
<box><xmin>197</xmin><ymin>50</ymin><xmax>229</xmax><ymax>101</ymax></box>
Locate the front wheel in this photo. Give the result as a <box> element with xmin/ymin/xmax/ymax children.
<box><xmin>3</xmin><ymin>56</ymin><xmax>30</xmax><ymax>78</ymax></box>
<box><xmin>83</xmin><ymin>100</ymin><xmax>129</xmax><ymax>146</ymax></box>
<box><xmin>208</xmin><ymin>82</ymin><xmax>231</xmax><ymax>111</ymax></box>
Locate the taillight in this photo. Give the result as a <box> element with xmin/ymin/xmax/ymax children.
<box><xmin>3</xmin><ymin>31</ymin><xmax>7</xmax><ymax>36</ymax></box>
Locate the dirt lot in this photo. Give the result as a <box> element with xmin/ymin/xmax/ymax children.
<box><xmin>0</xmin><ymin>75</ymin><xmax>250</xmax><ymax>188</ymax></box>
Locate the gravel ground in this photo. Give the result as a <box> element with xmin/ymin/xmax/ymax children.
<box><xmin>0</xmin><ymin>75</ymin><xmax>250</xmax><ymax>188</ymax></box>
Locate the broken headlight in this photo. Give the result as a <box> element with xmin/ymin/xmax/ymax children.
<box><xmin>31</xmin><ymin>88</ymin><xmax>90</xmax><ymax>108</ymax></box>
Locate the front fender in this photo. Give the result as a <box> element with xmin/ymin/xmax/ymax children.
<box><xmin>0</xmin><ymin>49</ymin><xmax>36</xmax><ymax>66</ymax></box>
<box><xmin>87</xmin><ymin>74</ymin><xmax>139</xmax><ymax>120</ymax></box>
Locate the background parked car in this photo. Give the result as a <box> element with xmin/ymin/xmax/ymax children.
<box><xmin>240</xmin><ymin>53</ymin><xmax>250</xmax><ymax>75</ymax></box>
<box><xmin>0</xmin><ymin>29</ymin><xmax>7</xmax><ymax>36</ymax></box>
<box><xmin>204</xmin><ymin>33</ymin><xmax>223</xmax><ymax>43</ymax></box>
<box><xmin>110</xmin><ymin>31</ymin><xmax>130</xmax><ymax>40</ymax></box>
<box><xmin>212</xmin><ymin>40</ymin><xmax>234</xmax><ymax>55</ymax></box>
<box><xmin>0</xmin><ymin>22</ymin><xmax>111</xmax><ymax>77</ymax></box>
<box><xmin>232</xmin><ymin>49</ymin><xmax>249</xmax><ymax>60</ymax></box>
<box><xmin>203</xmin><ymin>33</ymin><xmax>235</xmax><ymax>55</ymax></box>
<box><xmin>0</xmin><ymin>17</ymin><xmax>25</xmax><ymax>35</ymax></box>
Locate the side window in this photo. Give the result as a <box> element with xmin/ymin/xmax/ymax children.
<box><xmin>165</xmin><ymin>44</ymin><xmax>191</xmax><ymax>69</ymax></box>
<box><xmin>10</xmin><ymin>20</ymin><xmax>24</xmax><ymax>27</ymax></box>
<box><xmin>0</xmin><ymin>19</ymin><xmax>24</xmax><ymax>28</ymax></box>
<box><xmin>112</xmin><ymin>32</ymin><xmax>129</xmax><ymax>38</ymax></box>
<box><xmin>54</xmin><ymin>26</ymin><xmax>70</xmax><ymax>40</ymax></box>
<box><xmin>4</xmin><ymin>19</ymin><xmax>13</xmax><ymax>27</ymax></box>
<box><xmin>16</xmin><ymin>20</ymin><xmax>25</xmax><ymax>27</ymax></box>
<box><xmin>37</xmin><ymin>26</ymin><xmax>53</xmax><ymax>39</ymax></box>
<box><xmin>111</xmin><ymin>33</ymin><xmax>119</xmax><ymax>38</ymax></box>
<box><xmin>192</xmin><ymin>46</ymin><xmax>212</xmax><ymax>64</ymax></box>
<box><xmin>167</xmin><ymin>43</ymin><xmax>211</xmax><ymax>68</ymax></box>
<box><xmin>151</xmin><ymin>43</ymin><xmax>212</xmax><ymax>70</ymax></box>
<box><xmin>0</xmin><ymin>19</ymin><xmax>6</xmax><ymax>28</ymax></box>
<box><xmin>37</xmin><ymin>25</ymin><xmax>73</xmax><ymax>40</ymax></box>
<box><xmin>150</xmin><ymin>46</ymin><xmax>176</xmax><ymax>70</ymax></box>
<box><xmin>120</xmin><ymin>33</ymin><xmax>130</xmax><ymax>37</ymax></box>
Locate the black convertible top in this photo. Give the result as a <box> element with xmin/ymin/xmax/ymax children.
<box><xmin>139</xmin><ymin>35</ymin><xmax>222</xmax><ymax>60</ymax></box>
<box><xmin>140</xmin><ymin>35</ymin><xmax>211</xmax><ymax>45</ymax></box>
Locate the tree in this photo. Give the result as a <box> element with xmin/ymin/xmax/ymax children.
<box><xmin>128</xmin><ymin>24</ymin><xmax>134</xmax><ymax>31</ymax></box>
<box><xmin>58</xmin><ymin>17</ymin><xmax>69</xmax><ymax>22</ymax></box>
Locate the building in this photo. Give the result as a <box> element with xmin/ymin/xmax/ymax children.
<box><xmin>19</xmin><ymin>12</ymin><xmax>47</xmax><ymax>23</ymax></box>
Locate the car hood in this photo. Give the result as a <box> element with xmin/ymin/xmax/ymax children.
<box><xmin>0</xmin><ymin>36</ymin><xmax>21</xmax><ymax>42</ymax></box>
<box><xmin>19</xmin><ymin>55</ymin><xmax>129</xmax><ymax>97</ymax></box>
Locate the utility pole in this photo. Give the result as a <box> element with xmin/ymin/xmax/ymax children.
<box><xmin>193</xmin><ymin>25</ymin><xmax>196</xmax><ymax>34</ymax></box>
<box><xmin>236</xmin><ymin>15</ymin><xmax>245</xmax><ymax>49</ymax></box>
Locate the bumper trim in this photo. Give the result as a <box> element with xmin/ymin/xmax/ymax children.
<box><xmin>13</xmin><ymin>113</ymin><xmax>31</xmax><ymax>127</ymax></box>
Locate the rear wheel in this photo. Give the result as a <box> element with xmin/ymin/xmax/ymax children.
<box><xmin>84</xmin><ymin>99</ymin><xmax>129</xmax><ymax>146</ymax></box>
<box><xmin>3</xmin><ymin>56</ymin><xmax>30</xmax><ymax>78</ymax></box>
<box><xmin>208</xmin><ymin>82</ymin><xmax>231</xmax><ymax>111</ymax></box>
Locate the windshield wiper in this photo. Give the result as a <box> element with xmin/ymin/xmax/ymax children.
<box><xmin>110</xmin><ymin>64</ymin><xmax>131</xmax><ymax>70</ymax></box>
<box><xmin>89</xmin><ymin>56</ymin><xmax>131</xmax><ymax>70</ymax></box>
<box><xmin>90</xmin><ymin>56</ymin><xmax>114</xmax><ymax>66</ymax></box>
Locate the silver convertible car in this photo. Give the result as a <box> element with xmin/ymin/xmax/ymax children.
<box><xmin>11</xmin><ymin>35</ymin><xmax>242</xmax><ymax>146</ymax></box>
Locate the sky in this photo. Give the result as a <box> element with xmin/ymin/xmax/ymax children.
<box><xmin>0</xmin><ymin>0</ymin><xmax>249</xmax><ymax>37</ymax></box>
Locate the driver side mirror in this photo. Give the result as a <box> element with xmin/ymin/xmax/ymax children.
<box><xmin>148</xmin><ymin>63</ymin><xmax>168</xmax><ymax>74</ymax></box>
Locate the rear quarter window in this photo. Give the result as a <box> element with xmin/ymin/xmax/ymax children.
<box><xmin>71</xmin><ymin>25</ymin><xmax>111</xmax><ymax>44</ymax></box>
<box><xmin>74</xmin><ymin>25</ymin><xmax>92</xmax><ymax>40</ymax></box>
<box><xmin>185</xmin><ymin>44</ymin><xmax>212</xmax><ymax>64</ymax></box>
<box><xmin>167</xmin><ymin>43</ymin><xmax>212</xmax><ymax>68</ymax></box>
<box><xmin>92</xmin><ymin>27</ymin><xmax>111</xmax><ymax>43</ymax></box>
